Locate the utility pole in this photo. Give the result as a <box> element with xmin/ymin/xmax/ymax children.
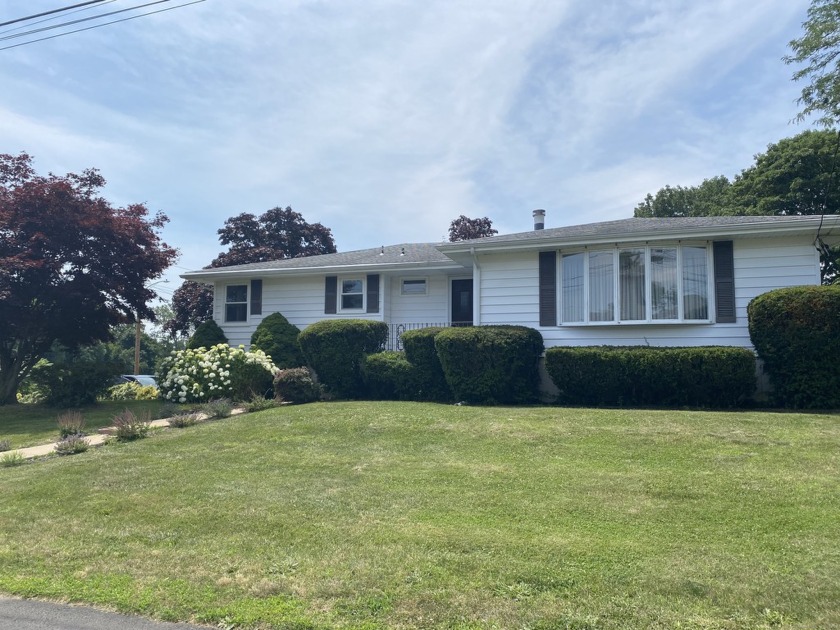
<box><xmin>135</xmin><ymin>279</ymin><xmax>168</xmax><ymax>375</ymax></box>
<box><xmin>134</xmin><ymin>311</ymin><xmax>142</xmax><ymax>375</ymax></box>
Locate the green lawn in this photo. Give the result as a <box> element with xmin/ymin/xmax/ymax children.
<box><xmin>0</xmin><ymin>400</ymin><xmax>172</xmax><ymax>449</ymax></box>
<box><xmin>1</xmin><ymin>402</ymin><xmax>838</xmax><ymax>629</ymax></box>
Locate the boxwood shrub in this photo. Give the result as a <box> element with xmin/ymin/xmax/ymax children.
<box><xmin>545</xmin><ymin>346</ymin><xmax>756</xmax><ymax>408</ymax></box>
<box><xmin>401</xmin><ymin>327</ymin><xmax>452</xmax><ymax>401</ymax></box>
<box><xmin>433</xmin><ymin>325</ymin><xmax>544</xmax><ymax>404</ymax></box>
<box><xmin>250</xmin><ymin>312</ymin><xmax>305</xmax><ymax>369</ymax></box>
<box><xmin>298</xmin><ymin>319</ymin><xmax>388</xmax><ymax>398</ymax></box>
<box><xmin>187</xmin><ymin>320</ymin><xmax>228</xmax><ymax>350</ymax></box>
<box><xmin>274</xmin><ymin>367</ymin><xmax>322</xmax><ymax>404</ymax></box>
<box><xmin>748</xmin><ymin>285</ymin><xmax>840</xmax><ymax>408</ymax></box>
<box><xmin>363</xmin><ymin>351</ymin><xmax>423</xmax><ymax>401</ymax></box>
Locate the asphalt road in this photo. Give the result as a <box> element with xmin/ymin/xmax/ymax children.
<box><xmin>0</xmin><ymin>597</ymin><xmax>211</xmax><ymax>630</ymax></box>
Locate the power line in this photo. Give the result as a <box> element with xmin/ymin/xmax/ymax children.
<box><xmin>0</xmin><ymin>0</ymin><xmax>118</xmax><ymax>37</ymax></box>
<box><xmin>0</xmin><ymin>1</ymin><xmax>107</xmax><ymax>28</ymax></box>
<box><xmin>0</xmin><ymin>0</ymin><xmax>205</xmax><ymax>51</ymax></box>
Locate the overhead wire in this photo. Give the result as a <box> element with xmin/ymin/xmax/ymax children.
<box><xmin>0</xmin><ymin>1</ymin><xmax>108</xmax><ymax>28</ymax></box>
<box><xmin>0</xmin><ymin>0</ymin><xmax>119</xmax><ymax>38</ymax></box>
<box><xmin>0</xmin><ymin>0</ymin><xmax>205</xmax><ymax>50</ymax></box>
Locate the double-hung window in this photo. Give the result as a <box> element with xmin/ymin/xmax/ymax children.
<box><xmin>223</xmin><ymin>279</ymin><xmax>262</xmax><ymax>322</ymax></box>
<box><xmin>559</xmin><ymin>244</ymin><xmax>711</xmax><ymax>324</ymax></box>
<box><xmin>225</xmin><ymin>285</ymin><xmax>248</xmax><ymax>322</ymax></box>
<box><xmin>341</xmin><ymin>279</ymin><xmax>364</xmax><ymax>310</ymax></box>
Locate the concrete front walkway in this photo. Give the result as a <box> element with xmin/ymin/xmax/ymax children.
<box><xmin>5</xmin><ymin>410</ymin><xmax>245</xmax><ymax>462</ymax></box>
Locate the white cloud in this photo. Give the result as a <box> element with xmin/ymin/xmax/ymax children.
<box><xmin>0</xmin><ymin>0</ymin><xmax>817</xmax><ymax>272</ymax></box>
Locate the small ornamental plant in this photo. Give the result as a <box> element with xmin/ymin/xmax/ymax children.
<box><xmin>157</xmin><ymin>344</ymin><xmax>279</xmax><ymax>404</ymax></box>
<box><xmin>168</xmin><ymin>412</ymin><xmax>199</xmax><ymax>428</ymax></box>
<box><xmin>54</xmin><ymin>435</ymin><xmax>89</xmax><ymax>456</ymax></box>
<box><xmin>57</xmin><ymin>410</ymin><xmax>85</xmax><ymax>439</ymax></box>
<box><xmin>1</xmin><ymin>452</ymin><xmax>25</xmax><ymax>467</ymax></box>
<box><xmin>113</xmin><ymin>409</ymin><xmax>151</xmax><ymax>441</ymax></box>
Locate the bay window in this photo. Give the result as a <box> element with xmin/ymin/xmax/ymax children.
<box><xmin>559</xmin><ymin>244</ymin><xmax>711</xmax><ymax>324</ymax></box>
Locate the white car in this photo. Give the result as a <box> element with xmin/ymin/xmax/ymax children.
<box><xmin>118</xmin><ymin>374</ymin><xmax>158</xmax><ymax>388</ymax></box>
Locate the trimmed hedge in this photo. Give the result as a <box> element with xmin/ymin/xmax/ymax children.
<box><xmin>187</xmin><ymin>320</ymin><xmax>228</xmax><ymax>350</ymax></box>
<box><xmin>433</xmin><ymin>325</ymin><xmax>544</xmax><ymax>404</ymax></box>
<box><xmin>545</xmin><ymin>346</ymin><xmax>756</xmax><ymax>408</ymax></box>
<box><xmin>298</xmin><ymin>319</ymin><xmax>388</xmax><ymax>398</ymax></box>
<box><xmin>363</xmin><ymin>352</ymin><xmax>423</xmax><ymax>401</ymax></box>
<box><xmin>401</xmin><ymin>327</ymin><xmax>452</xmax><ymax>401</ymax></box>
<box><xmin>748</xmin><ymin>285</ymin><xmax>840</xmax><ymax>408</ymax></box>
<box><xmin>250</xmin><ymin>312</ymin><xmax>304</xmax><ymax>369</ymax></box>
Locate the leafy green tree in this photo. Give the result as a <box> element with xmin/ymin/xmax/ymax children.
<box><xmin>786</xmin><ymin>0</ymin><xmax>840</xmax><ymax>126</ymax></box>
<box><xmin>634</xmin><ymin>176</ymin><xmax>731</xmax><ymax>217</ymax></box>
<box><xmin>634</xmin><ymin>130</ymin><xmax>840</xmax><ymax>282</ymax></box>
<box><xmin>727</xmin><ymin>130</ymin><xmax>840</xmax><ymax>216</ymax></box>
<box><xmin>77</xmin><ymin>325</ymin><xmax>171</xmax><ymax>375</ymax></box>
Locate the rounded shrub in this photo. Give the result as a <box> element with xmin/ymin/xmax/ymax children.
<box><xmin>363</xmin><ymin>351</ymin><xmax>423</xmax><ymax>400</ymax></box>
<box><xmin>401</xmin><ymin>327</ymin><xmax>451</xmax><ymax>401</ymax></box>
<box><xmin>433</xmin><ymin>325</ymin><xmax>544</xmax><ymax>405</ymax></box>
<box><xmin>157</xmin><ymin>344</ymin><xmax>278</xmax><ymax>404</ymax></box>
<box><xmin>748</xmin><ymin>285</ymin><xmax>840</xmax><ymax>408</ymax></box>
<box><xmin>250</xmin><ymin>312</ymin><xmax>305</xmax><ymax>369</ymax></box>
<box><xmin>298</xmin><ymin>319</ymin><xmax>388</xmax><ymax>398</ymax></box>
<box><xmin>274</xmin><ymin>367</ymin><xmax>321</xmax><ymax>404</ymax></box>
<box><xmin>187</xmin><ymin>320</ymin><xmax>228</xmax><ymax>350</ymax></box>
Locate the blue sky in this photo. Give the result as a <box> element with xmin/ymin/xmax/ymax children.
<box><xmin>0</xmin><ymin>1</ymin><xmax>815</xmax><ymax>303</ymax></box>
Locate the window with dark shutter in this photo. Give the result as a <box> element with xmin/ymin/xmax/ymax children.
<box><xmin>366</xmin><ymin>274</ymin><xmax>380</xmax><ymax>313</ymax></box>
<box><xmin>538</xmin><ymin>251</ymin><xmax>557</xmax><ymax>327</ymax></box>
<box><xmin>713</xmin><ymin>241</ymin><xmax>736</xmax><ymax>323</ymax></box>
<box><xmin>250</xmin><ymin>279</ymin><xmax>262</xmax><ymax>316</ymax></box>
<box><xmin>325</xmin><ymin>276</ymin><xmax>337</xmax><ymax>314</ymax></box>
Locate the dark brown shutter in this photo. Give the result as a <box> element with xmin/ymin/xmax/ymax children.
<box><xmin>713</xmin><ymin>241</ymin><xmax>736</xmax><ymax>323</ymax></box>
<box><xmin>325</xmin><ymin>276</ymin><xmax>337</xmax><ymax>314</ymax></box>
<box><xmin>366</xmin><ymin>274</ymin><xmax>380</xmax><ymax>313</ymax></box>
<box><xmin>250</xmin><ymin>279</ymin><xmax>262</xmax><ymax>316</ymax></box>
<box><xmin>538</xmin><ymin>251</ymin><xmax>557</xmax><ymax>327</ymax></box>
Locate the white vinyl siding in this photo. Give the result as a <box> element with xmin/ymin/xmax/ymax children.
<box><xmin>476</xmin><ymin>236</ymin><xmax>821</xmax><ymax>350</ymax></box>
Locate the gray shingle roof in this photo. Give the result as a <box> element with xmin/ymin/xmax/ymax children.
<box><xmin>438</xmin><ymin>215</ymin><xmax>840</xmax><ymax>250</ymax></box>
<box><xmin>184</xmin><ymin>242</ymin><xmax>456</xmax><ymax>277</ymax></box>
<box><xmin>183</xmin><ymin>215</ymin><xmax>840</xmax><ymax>279</ymax></box>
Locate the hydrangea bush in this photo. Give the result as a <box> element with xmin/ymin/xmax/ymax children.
<box><xmin>157</xmin><ymin>344</ymin><xmax>279</xmax><ymax>404</ymax></box>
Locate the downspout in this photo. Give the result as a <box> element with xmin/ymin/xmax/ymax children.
<box><xmin>470</xmin><ymin>246</ymin><xmax>481</xmax><ymax>326</ymax></box>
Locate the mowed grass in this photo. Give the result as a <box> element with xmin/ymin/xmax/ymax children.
<box><xmin>0</xmin><ymin>400</ymin><xmax>170</xmax><ymax>449</ymax></box>
<box><xmin>0</xmin><ymin>402</ymin><xmax>838</xmax><ymax>629</ymax></box>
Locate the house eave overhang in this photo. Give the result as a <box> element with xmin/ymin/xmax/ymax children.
<box><xmin>181</xmin><ymin>260</ymin><xmax>465</xmax><ymax>283</ymax></box>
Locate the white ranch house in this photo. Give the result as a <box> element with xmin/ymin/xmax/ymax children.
<box><xmin>182</xmin><ymin>214</ymin><xmax>840</xmax><ymax>357</ymax></box>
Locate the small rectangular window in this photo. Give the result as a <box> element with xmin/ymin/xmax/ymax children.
<box><xmin>401</xmin><ymin>279</ymin><xmax>427</xmax><ymax>295</ymax></box>
<box><xmin>225</xmin><ymin>284</ymin><xmax>247</xmax><ymax>322</ymax></box>
<box><xmin>341</xmin><ymin>279</ymin><xmax>364</xmax><ymax>310</ymax></box>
